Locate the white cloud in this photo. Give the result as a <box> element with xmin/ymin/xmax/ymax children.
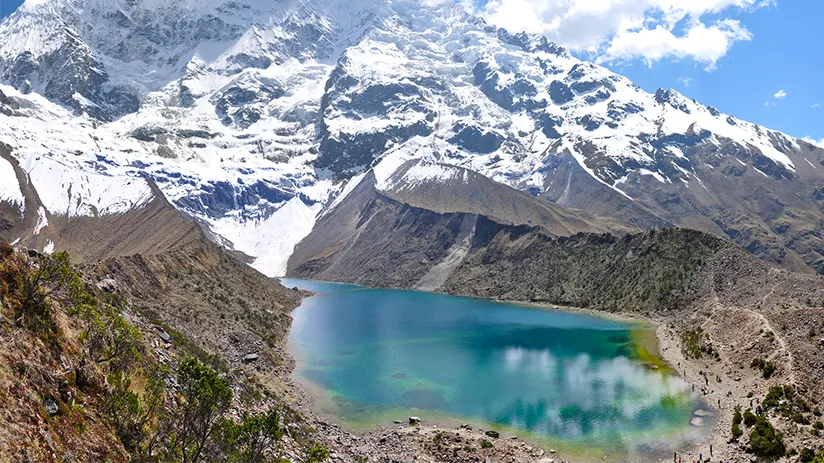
<box><xmin>773</xmin><ymin>89</ymin><xmax>787</xmax><ymax>99</ymax></box>
<box><xmin>677</xmin><ymin>77</ymin><xmax>693</xmax><ymax>87</ymax></box>
<box><xmin>812</xmin><ymin>103</ymin><xmax>821</xmax><ymax>108</ymax></box>
<box><xmin>802</xmin><ymin>136</ymin><xmax>824</xmax><ymax>148</ymax></box>
<box><xmin>479</xmin><ymin>0</ymin><xmax>769</xmax><ymax>68</ymax></box>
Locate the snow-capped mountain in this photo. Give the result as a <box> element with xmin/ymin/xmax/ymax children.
<box><xmin>2</xmin><ymin>0</ymin><xmax>824</xmax><ymax>275</ymax></box>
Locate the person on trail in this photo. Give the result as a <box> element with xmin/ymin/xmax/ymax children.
<box><xmin>674</xmin><ymin>453</ymin><xmax>677</xmax><ymax>462</ymax></box>
<box><xmin>710</xmin><ymin>444</ymin><xmax>713</xmax><ymax>456</ymax></box>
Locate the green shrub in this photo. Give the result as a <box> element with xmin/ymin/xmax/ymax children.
<box><xmin>793</xmin><ymin>413</ymin><xmax>811</xmax><ymax>425</ymax></box>
<box><xmin>762</xmin><ymin>362</ymin><xmax>776</xmax><ymax>379</ymax></box>
<box><xmin>763</xmin><ymin>385</ymin><xmax>786</xmax><ymax>409</ymax></box>
<box><xmin>168</xmin><ymin>357</ymin><xmax>233</xmax><ymax>463</ymax></box>
<box><xmin>800</xmin><ymin>447</ymin><xmax>816</xmax><ymax>463</ymax></box>
<box><xmin>732</xmin><ymin>407</ymin><xmax>743</xmax><ymax>426</ymax></box>
<box><xmin>222</xmin><ymin>409</ymin><xmax>285</xmax><ymax>463</ymax></box>
<box><xmin>814</xmin><ymin>421</ymin><xmax>824</xmax><ymax>430</ymax></box>
<box><xmin>743</xmin><ymin>409</ymin><xmax>757</xmax><ymax>427</ymax></box>
<box><xmin>731</xmin><ymin>422</ymin><xmax>743</xmax><ymax>440</ymax></box>
<box><xmin>15</xmin><ymin>251</ymin><xmax>91</xmax><ymax>334</ymax></box>
<box><xmin>681</xmin><ymin>328</ymin><xmax>708</xmax><ymax>359</ymax></box>
<box><xmin>748</xmin><ymin>416</ymin><xmax>786</xmax><ymax>457</ymax></box>
<box><xmin>751</xmin><ymin>357</ymin><xmax>766</xmax><ymax>369</ymax></box>
<box><xmin>481</xmin><ymin>439</ymin><xmax>494</xmax><ymax>449</ymax></box>
<box><xmin>305</xmin><ymin>442</ymin><xmax>330</xmax><ymax>463</ymax></box>
<box><xmin>751</xmin><ymin>357</ymin><xmax>775</xmax><ymax>378</ymax></box>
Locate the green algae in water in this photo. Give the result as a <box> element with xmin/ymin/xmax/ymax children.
<box><xmin>284</xmin><ymin>279</ymin><xmax>708</xmax><ymax>459</ymax></box>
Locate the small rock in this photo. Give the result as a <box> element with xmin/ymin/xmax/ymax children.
<box><xmin>43</xmin><ymin>398</ymin><xmax>58</xmax><ymax>415</ymax></box>
<box><xmin>409</xmin><ymin>416</ymin><xmax>421</xmax><ymax>425</ymax></box>
<box><xmin>509</xmin><ymin>435</ymin><xmax>518</xmax><ymax>440</ymax></box>
<box><xmin>549</xmin><ymin>449</ymin><xmax>556</xmax><ymax>454</ymax></box>
<box><xmin>243</xmin><ymin>353</ymin><xmax>260</xmax><ymax>363</ymax></box>
<box><xmin>459</xmin><ymin>423</ymin><xmax>471</xmax><ymax>430</ymax></box>
<box><xmin>485</xmin><ymin>430</ymin><xmax>500</xmax><ymax>439</ymax></box>
<box><xmin>393</xmin><ymin>420</ymin><xmax>403</xmax><ymax>424</ymax></box>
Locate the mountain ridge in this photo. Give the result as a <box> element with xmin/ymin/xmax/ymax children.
<box><xmin>2</xmin><ymin>0</ymin><xmax>824</xmax><ymax>275</ymax></box>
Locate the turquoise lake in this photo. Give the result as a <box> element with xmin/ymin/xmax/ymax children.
<box><xmin>283</xmin><ymin>279</ymin><xmax>709</xmax><ymax>459</ymax></box>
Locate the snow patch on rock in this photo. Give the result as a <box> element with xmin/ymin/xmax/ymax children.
<box><xmin>0</xmin><ymin>156</ymin><xmax>24</xmax><ymax>214</ymax></box>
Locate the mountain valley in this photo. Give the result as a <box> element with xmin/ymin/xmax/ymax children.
<box><xmin>1</xmin><ymin>0</ymin><xmax>824</xmax><ymax>461</ymax></box>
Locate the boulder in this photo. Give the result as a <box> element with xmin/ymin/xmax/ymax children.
<box><xmin>484</xmin><ymin>430</ymin><xmax>500</xmax><ymax>439</ymax></box>
<box><xmin>155</xmin><ymin>326</ymin><xmax>172</xmax><ymax>343</ymax></box>
<box><xmin>43</xmin><ymin>398</ymin><xmax>58</xmax><ymax>415</ymax></box>
<box><xmin>408</xmin><ymin>416</ymin><xmax>421</xmax><ymax>425</ymax></box>
<box><xmin>96</xmin><ymin>278</ymin><xmax>118</xmax><ymax>292</ymax></box>
<box><xmin>243</xmin><ymin>353</ymin><xmax>260</xmax><ymax>362</ymax></box>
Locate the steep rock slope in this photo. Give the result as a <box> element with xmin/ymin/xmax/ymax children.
<box><xmin>1</xmin><ymin>0</ymin><xmax>824</xmax><ymax>274</ymax></box>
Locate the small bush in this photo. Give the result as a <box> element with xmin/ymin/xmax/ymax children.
<box><xmin>743</xmin><ymin>409</ymin><xmax>757</xmax><ymax>427</ymax></box>
<box><xmin>762</xmin><ymin>362</ymin><xmax>776</xmax><ymax>379</ymax></box>
<box><xmin>733</xmin><ymin>407</ymin><xmax>743</xmax><ymax>426</ymax></box>
<box><xmin>305</xmin><ymin>442</ymin><xmax>330</xmax><ymax>463</ymax></box>
<box><xmin>751</xmin><ymin>358</ymin><xmax>766</xmax><ymax>369</ymax></box>
<box><xmin>763</xmin><ymin>385</ymin><xmax>786</xmax><ymax>409</ymax></box>
<box><xmin>167</xmin><ymin>357</ymin><xmax>233</xmax><ymax>463</ymax></box>
<box><xmin>800</xmin><ymin>447</ymin><xmax>816</xmax><ymax>463</ymax></box>
<box><xmin>814</xmin><ymin>421</ymin><xmax>824</xmax><ymax>430</ymax></box>
<box><xmin>793</xmin><ymin>413</ymin><xmax>811</xmax><ymax>425</ymax></box>
<box><xmin>751</xmin><ymin>357</ymin><xmax>775</xmax><ymax>378</ymax></box>
<box><xmin>731</xmin><ymin>422</ymin><xmax>743</xmax><ymax>440</ymax></box>
<box><xmin>223</xmin><ymin>408</ymin><xmax>285</xmax><ymax>463</ymax></box>
<box><xmin>481</xmin><ymin>439</ymin><xmax>494</xmax><ymax>449</ymax></box>
<box><xmin>748</xmin><ymin>416</ymin><xmax>786</xmax><ymax>457</ymax></box>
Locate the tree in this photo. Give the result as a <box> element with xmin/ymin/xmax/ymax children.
<box><xmin>15</xmin><ymin>251</ymin><xmax>92</xmax><ymax>332</ymax></box>
<box><xmin>748</xmin><ymin>416</ymin><xmax>785</xmax><ymax>457</ymax></box>
<box><xmin>224</xmin><ymin>409</ymin><xmax>285</xmax><ymax>463</ymax></box>
<box><xmin>86</xmin><ymin>309</ymin><xmax>143</xmax><ymax>371</ymax></box>
<box><xmin>731</xmin><ymin>406</ymin><xmax>743</xmax><ymax>440</ymax></box>
<box><xmin>743</xmin><ymin>409</ymin><xmax>757</xmax><ymax>427</ymax></box>
<box><xmin>305</xmin><ymin>442</ymin><xmax>329</xmax><ymax>463</ymax></box>
<box><xmin>169</xmin><ymin>358</ymin><xmax>233</xmax><ymax>463</ymax></box>
<box><xmin>104</xmin><ymin>368</ymin><xmax>166</xmax><ymax>455</ymax></box>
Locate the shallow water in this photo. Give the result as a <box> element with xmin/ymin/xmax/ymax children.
<box><xmin>283</xmin><ymin>279</ymin><xmax>708</xmax><ymax>458</ymax></box>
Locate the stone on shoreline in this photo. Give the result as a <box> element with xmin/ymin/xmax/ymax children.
<box><xmin>408</xmin><ymin>416</ymin><xmax>420</xmax><ymax>425</ymax></box>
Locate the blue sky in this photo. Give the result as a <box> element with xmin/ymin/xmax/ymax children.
<box><xmin>1</xmin><ymin>0</ymin><xmax>821</xmax><ymax>142</ymax></box>
<box><xmin>606</xmin><ymin>2</ymin><xmax>824</xmax><ymax>144</ymax></box>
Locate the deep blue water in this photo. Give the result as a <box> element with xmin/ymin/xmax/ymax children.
<box><xmin>283</xmin><ymin>279</ymin><xmax>706</xmax><ymax>457</ymax></box>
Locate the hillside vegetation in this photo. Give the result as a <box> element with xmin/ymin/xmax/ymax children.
<box><xmin>0</xmin><ymin>243</ymin><xmax>329</xmax><ymax>463</ymax></box>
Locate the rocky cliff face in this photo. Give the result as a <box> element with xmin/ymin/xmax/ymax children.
<box><xmin>1</xmin><ymin>0</ymin><xmax>824</xmax><ymax>275</ymax></box>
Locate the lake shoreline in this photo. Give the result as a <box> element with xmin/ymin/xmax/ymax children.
<box><xmin>278</xmin><ymin>278</ymin><xmax>729</xmax><ymax>463</ymax></box>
